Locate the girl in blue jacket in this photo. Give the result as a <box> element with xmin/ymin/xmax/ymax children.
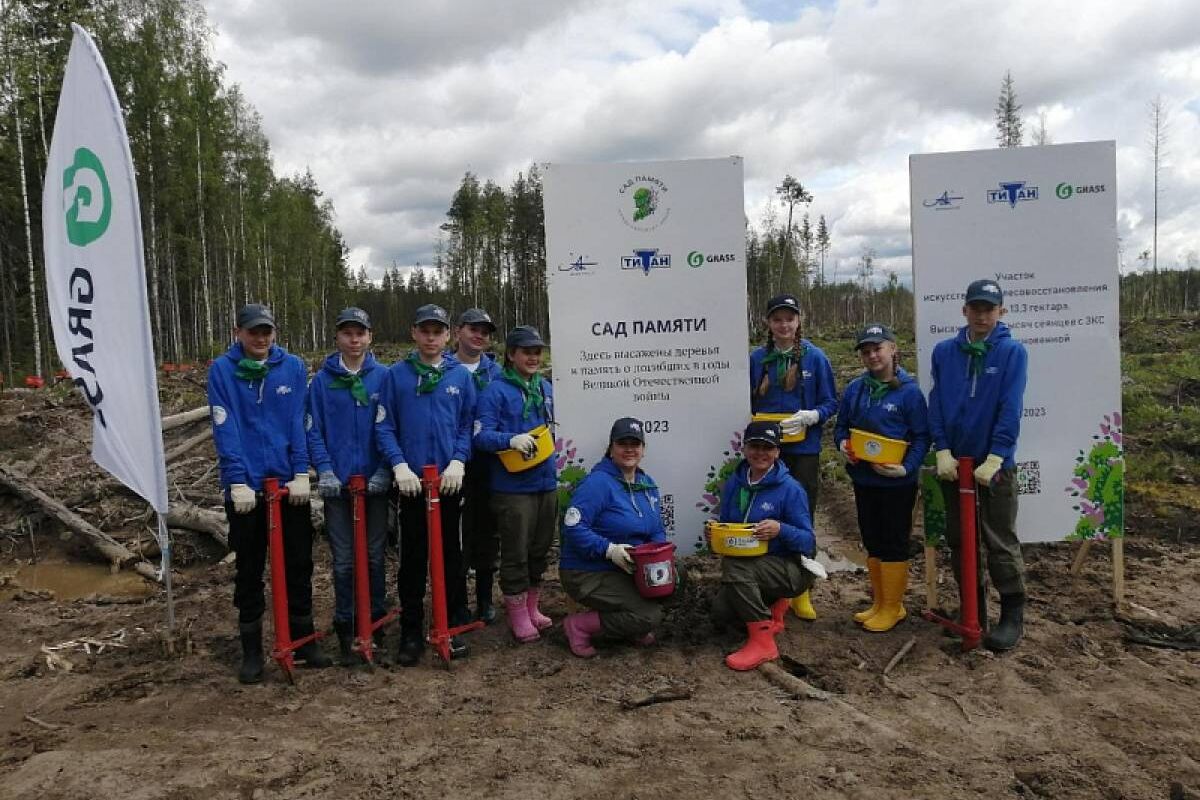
<box><xmin>833</xmin><ymin>323</ymin><xmax>930</xmax><ymax>633</ymax></box>
<box><xmin>559</xmin><ymin>418</ymin><xmax>667</xmax><ymax>657</ymax></box>
<box><xmin>474</xmin><ymin>325</ymin><xmax>557</xmax><ymax>644</ymax></box>
<box><xmin>375</xmin><ymin>304</ymin><xmax>476</xmax><ymax>667</ymax></box>
<box><xmin>208</xmin><ymin>303</ymin><xmax>330</xmax><ymax>683</ymax></box>
<box><xmin>306</xmin><ymin>307</ymin><xmax>391</xmax><ymax>664</ymax></box>
<box><xmin>710</xmin><ymin>421</ymin><xmax>817</xmax><ymax>672</ymax></box>
<box><xmin>748</xmin><ymin>293</ymin><xmax>837</xmax><ymax>621</ymax></box>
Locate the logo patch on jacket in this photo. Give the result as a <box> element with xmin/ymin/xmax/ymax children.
<box><xmin>985</xmin><ymin>366</ymin><xmax>999</xmax><ymax>375</ymax></box>
<box><xmin>445</xmin><ymin>385</ymin><xmax>460</xmax><ymax>396</ymax></box>
<box><xmin>473</xmin><ymin>420</ymin><xmax>482</xmax><ymax>436</ymax></box>
<box><xmin>375</xmin><ymin>406</ymin><xmax>386</xmax><ymax>423</ymax></box>
<box><xmin>211</xmin><ymin>405</ymin><xmax>227</xmax><ymax>425</ymax></box>
<box><xmin>564</xmin><ymin>507</ymin><xmax>581</xmax><ymax>527</ymax></box>
<box><xmin>884</xmin><ymin>402</ymin><xmax>899</xmax><ymax>413</ymax></box>
<box><xmin>276</xmin><ymin>385</ymin><xmax>292</xmax><ymax>395</ymax></box>
<box><xmin>760</xmin><ymin>501</ymin><xmax>775</xmax><ymax>513</ymax></box>
<box><xmin>304</xmin><ymin>413</ymin><xmax>313</xmax><ymax>431</ymax></box>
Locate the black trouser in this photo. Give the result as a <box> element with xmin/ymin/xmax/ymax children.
<box><xmin>460</xmin><ymin>459</ymin><xmax>499</xmax><ymax>575</ymax></box>
<box><xmin>781</xmin><ymin>452</ymin><xmax>820</xmax><ymax>514</ymax></box>
<box><xmin>226</xmin><ymin>499</ymin><xmax>314</xmax><ymax>625</ymax></box>
<box><xmin>852</xmin><ymin>482</ymin><xmax>917</xmax><ymax>562</ymax></box>
<box><xmin>397</xmin><ymin>491</ymin><xmax>467</xmax><ymax>636</ymax></box>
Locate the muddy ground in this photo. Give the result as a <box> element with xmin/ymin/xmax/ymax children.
<box><xmin>0</xmin><ymin>382</ymin><xmax>1198</xmax><ymax>800</ymax></box>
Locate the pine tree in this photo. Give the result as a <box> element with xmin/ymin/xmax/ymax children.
<box><xmin>995</xmin><ymin>70</ymin><xmax>1023</xmax><ymax>148</ymax></box>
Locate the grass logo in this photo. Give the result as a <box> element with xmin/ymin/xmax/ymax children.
<box><xmin>62</xmin><ymin>147</ymin><xmax>111</xmax><ymax>246</ymax></box>
<box><xmin>687</xmin><ymin>251</ymin><xmax>704</xmax><ymax>267</ymax></box>
<box><xmin>1056</xmin><ymin>182</ymin><xmax>1074</xmax><ymax>199</ymax></box>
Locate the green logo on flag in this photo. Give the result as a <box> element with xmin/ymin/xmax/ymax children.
<box><xmin>63</xmin><ymin>147</ymin><xmax>111</xmax><ymax>246</ymax></box>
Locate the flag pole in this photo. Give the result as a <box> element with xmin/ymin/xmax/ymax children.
<box><xmin>158</xmin><ymin>514</ymin><xmax>174</xmax><ymax>632</ymax></box>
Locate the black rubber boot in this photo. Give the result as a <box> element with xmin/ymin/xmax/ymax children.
<box><xmin>984</xmin><ymin>593</ymin><xmax>1025</xmax><ymax>652</ymax></box>
<box><xmin>238</xmin><ymin>619</ymin><xmax>264</xmax><ymax>685</ymax></box>
<box><xmin>333</xmin><ymin>619</ymin><xmax>356</xmax><ymax>666</ymax></box>
<box><xmin>290</xmin><ymin>616</ymin><xmax>333</xmax><ymax>668</ymax></box>
<box><xmin>475</xmin><ymin>570</ymin><xmax>497</xmax><ymax>625</ymax></box>
<box><xmin>396</xmin><ymin>630</ymin><xmax>425</xmax><ymax>668</ymax></box>
<box><xmin>449</xmin><ymin>635</ymin><xmax>469</xmax><ymax>660</ymax></box>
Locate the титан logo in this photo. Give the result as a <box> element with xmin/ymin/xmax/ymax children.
<box><xmin>62</xmin><ymin>147</ymin><xmax>112</xmax><ymax>247</ymax></box>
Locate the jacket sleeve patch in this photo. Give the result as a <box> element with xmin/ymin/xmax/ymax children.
<box><xmin>212</xmin><ymin>405</ymin><xmax>227</xmax><ymax>426</ymax></box>
<box><xmin>304</xmin><ymin>413</ymin><xmax>313</xmax><ymax>431</ymax></box>
<box><xmin>564</xmin><ymin>507</ymin><xmax>581</xmax><ymax>527</ymax></box>
<box><xmin>375</xmin><ymin>405</ymin><xmax>387</xmax><ymax>424</ymax></box>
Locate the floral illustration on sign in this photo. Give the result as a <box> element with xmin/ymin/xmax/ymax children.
<box><xmin>555</xmin><ymin>436</ymin><xmax>588</xmax><ymax>526</ymax></box>
<box><xmin>694</xmin><ymin>430</ymin><xmax>744</xmax><ymax>553</ymax></box>
<box><xmin>920</xmin><ymin>452</ymin><xmax>946</xmax><ymax>547</ymax></box>
<box><xmin>1065</xmin><ymin>412</ymin><xmax>1124</xmax><ymax>541</ymax></box>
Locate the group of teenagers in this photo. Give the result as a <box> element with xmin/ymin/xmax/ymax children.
<box><xmin>208</xmin><ymin>276</ymin><xmax>1029</xmax><ymax>683</ymax></box>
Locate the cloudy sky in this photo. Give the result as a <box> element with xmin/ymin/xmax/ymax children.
<box><xmin>204</xmin><ymin>0</ymin><xmax>1200</xmax><ymax>283</ymax></box>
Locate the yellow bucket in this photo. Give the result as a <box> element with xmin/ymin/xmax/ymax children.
<box><xmin>709</xmin><ymin>522</ymin><xmax>767</xmax><ymax>557</ymax></box>
<box><xmin>498</xmin><ymin>424</ymin><xmax>555</xmax><ymax>473</ymax></box>
<box><xmin>751</xmin><ymin>412</ymin><xmax>806</xmax><ymax>443</ymax></box>
<box><xmin>849</xmin><ymin>428</ymin><xmax>908</xmax><ymax>465</ymax></box>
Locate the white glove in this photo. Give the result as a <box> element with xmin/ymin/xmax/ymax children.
<box><xmin>393</xmin><ymin>463</ymin><xmax>422</xmax><ymax>497</ymax></box>
<box><xmin>285</xmin><ymin>473</ymin><xmax>310</xmax><ymax>506</ymax></box>
<box><xmin>781</xmin><ymin>409</ymin><xmax>819</xmax><ymax>433</ymax></box>
<box><xmin>440</xmin><ymin>459</ymin><xmax>465</xmax><ymax>495</ymax></box>
<box><xmin>872</xmin><ymin>462</ymin><xmax>907</xmax><ymax>479</ymax></box>
<box><xmin>230</xmin><ymin>483</ymin><xmax>256</xmax><ymax>514</ymax></box>
<box><xmin>935</xmin><ymin>449</ymin><xmax>958</xmax><ymax>481</ymax></box>
<box><xmin>509</xmin><ymin>433</ymin><xmax>537</xmax><ymax>457</ymax></box>
<box><xmin>606</xmin><ymin>542</ymin><xmax>635</xmax><ymax>574</ymax></box>
<box><xmin>974</xmin><ymin>454</ymin><xmax>1004</xmax><ymax>486</ymax></box>
<box><xmin>838</xmin><ymin>438</ymin><xmax>858</xmax><ymax>464</ymax></box>
<box><xmin>800</xmin><ymin>555</ymin><xmax>828</xmax><ymax>580</ymax></box>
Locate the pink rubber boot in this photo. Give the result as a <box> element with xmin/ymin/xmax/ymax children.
<box><xmin>503</xmin><ymin>593</ymin><xmax>540</xmax><ymax>643</ymax></box>
<box><xmin>563</xmin><ymin>610</ymin><xmax>603</xmax><ymax>658</ymax></box>
<box><xmin>526</xmin><ymin>586</ymin><xmax>553</xmax><ymax>631</ymax></box>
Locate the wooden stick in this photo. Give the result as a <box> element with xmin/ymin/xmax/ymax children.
<box><xmin>883</xmin><ymin>636</ymin><xmax>917</xmax><ymax>675</ymax></box>
<box><xmin>1112</xmin><ymin>537</ymin><xmax>1125</xmax><ymax>611</ymax></box>
<box><xmin>620</xmin><ymin>686</ymin><xmax>693</xmax><ymax>710</ymax></box>
<box><xmin>164</xmin><ymin>427</ymin><xmax>212</xmax><ymax>463</ymax></box>
<box><xmin>924</xmin><ymin>545</ymin><xmax>938</xmax><ymax>608</ymax></box>
<box><xmin>1070</xmin><ymin>539</ymin><xmax>1095</xmax><ymax>577</ymax></box>
<box><xmin>165</xmin><ymin>502</ymin><xmax>228</xmax><ymax>548</ymax></box>
<box><xmin>161</xmin><ymin>406</ymin><xmax>210</xmax><ymax>432</ymax></box>
<box><xmin>758</xmin><ymin>662</ymin><xmax>901</xmax><ymax>740</ymax></box>
<box><xmin>23</xmin><ymin>714</ymin><xmax>62</xmax><ymax>731</ymax></box>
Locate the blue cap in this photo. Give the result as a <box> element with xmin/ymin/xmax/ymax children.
<box><xmin>766</xmin><ymin>294</ymin><xmax>801</xmax><ymax>316</ymax></box>
<box><xmin>609</xmin><ymin>417</ymin><xmax>646</xmax><ymax>444</ymax></box>
<box><xmin>965</xmin><ymin>279</ymin><xmax>1003</xmax><ymax>306</ymax></box>
<box><xmin>743</xmin><ymin>420</ymin><xmax>782</xmax><ymax>447</ymax></box>
<box><xmin>506</xmin><ymin>325</ymin><xmax>546</xmax><ymax>349</ymax></box>
<box><xmin>855</xmin><ymin>322</ymin><xmax>895</xmax><ymax>349</ymax></box>
<box><xmin>236</xmin><ymin>303</ymin><xmax>275</xmax><ymax>329</ymax></box>
<box><xmin>335</xmin><ymin>307</ymin><xmax>371</xmax><ymax>329</ymax></box>
<box><xmin>413</xmin><ymin>304</ymin><xmax>451</xmax><ymax>327</ymax></box>
<box><xmin>457</xmin><ymin>308</ymin><xmax>496</xmax><ymax>330</ymax></box>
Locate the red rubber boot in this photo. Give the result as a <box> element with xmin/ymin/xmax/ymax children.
<box><xmin>725</xmin><ymin>620</ymin><xmax>779</xmax><ymax>671</ymax></box>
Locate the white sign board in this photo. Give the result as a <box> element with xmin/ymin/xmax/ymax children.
<box><xmin>910</xmin><ymin>141</ymin><xmax>1122</xmax><ymax>543</ymax></box>
<box><xmin>544</xmin><ymin>157</ymin><xmax>750</xmax><ymax>553</ymax></box>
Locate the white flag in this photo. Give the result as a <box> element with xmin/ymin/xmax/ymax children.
<box><xmin>43</xmin><ymin>24</ymin><xmax>167</xmax><ymax>518</ymax></box>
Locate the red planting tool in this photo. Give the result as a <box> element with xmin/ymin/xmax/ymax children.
<box><xmin>263</xmin><ymin>477</ymin><xmax>325</xmax><ymax>682</ymax></box>
<box><xmin>422</xmin><ymin>465</ymin><xmax>484</xmax><ymax>667</ymax></box>
<box><xmin>348</xmin><ymin>475</ymin><xmax>397</xmax><ymax>666</ymax></box>
<box><xmin>922</xmin><ymin>456</ymin><xmax>984</xmax><ymax>652</ymax></box>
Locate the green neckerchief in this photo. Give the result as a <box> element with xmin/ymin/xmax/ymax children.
<box><xmin>959</xmin><ymin>339</ymin><xmax>992</xmax><ymax>377</ymax></box>
<box><xmin>736</xmin><ymin>485</ymin><xmax>760</xmax><ymax>522</ymax></box>
<box><xmin>330</xmin><ymin>372</ymin><xmax>369</xmax><ymax>406</ymax></box>
<box><xmin>863</xmin><ymin>374</ymin><xmax>891</xmax><ymax>402</ymax></box>
<box><xmin>502</xmin><ymin>366</ymin><xmax>544</xmax><ymax>419</ymax></box>
<box><xmin>472</xmin><ymin>367</ymin><xmax>490</xmax><ymax>392</ymax></box>
<box><xmin>762</xmin><ymin>343</ymin><xmax>807</xmax><ymax>384</ymax></box>
<box><xmin>236</xmin><ymin>358</ymin><xmax>269</xmax><ymax>381</ymax></box>
<box><xmin>407</xmin><ymin>352</ymin><xmax>443</xmax><ymax>394</ymax></box>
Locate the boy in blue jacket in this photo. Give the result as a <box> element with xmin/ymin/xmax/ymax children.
<box><xmin>928</xmin><ymin>279</ymin><xmax>1028</xmax><ymax>651</ymax></box>
<box><xmin>749</xmin><ymin>293</ymin><xmax>837</xmax><ymax>621</ymax></box>
<box><xmin>452</xmin><ymin>308</ymin><xmax>503</xmax><ymax>623</ymax></box>
<box><xmin>474</xmin><ymin>326</ymin><xmax>558</xmax><ymax>644</ymax></box>
<box><xmin>376</xmin><ymin>304</ymin><xmax>476</xmax><ymax>666</ymax></box>
<box><xmin>710</xmin><ymin>421</ymin><xmax>817</xmax><ymax>671</ymax></box>
<box><xmin>208</xmin><ymin>303</ymin><xmax>331</xmax><ymax>683</ymax></box>
<box><xmin>306</xmin><ymin>307</ymin><xmax>392</xmax><ymax>664</ymax></box>
<box><xmin>559</xmin><ymin>418</ymin><xmax>668</xmax><ymax>657</ymax></box>
<box><xmin>834</xmin><ymin>323</ymin><xmax>929</xmax><ymax>632</ymax></box>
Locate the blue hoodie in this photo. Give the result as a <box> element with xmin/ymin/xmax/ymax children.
<box><xmin>474</xmin><ymin>371</ymin><xmax>557</xmax><ymax>493</ymax></box>
<box><xmin>928</xmin><ymin>322</ymin><xmax>1027</xmax><ymax>469</ymax></box>
<box><xmin>455</xmin><ymin>352</ymin><xmax>503</xmax><ymax>460</ymax></box>
<box><xmin>718</xmin><ymin>460</ymin><xmax>815</xmax><ymax>557</ymax></box>
<box><xmin>305</xmin><ymin>352</ymin><xmax>388</xmax><ymax>483</ymax></box>
<box><xmin>834</xmin><ymin>367</ymin><xmax>930</xmax><ymax>487</ymax></box>
<box><xmin>559</xmin><ymin>458</ymin><xmax>667</xmax><ymax>572</ymax></box>
<box><xmin>749</xmin><ymin>339</ymin><xmax>838</xmax><ymax>455</ymax></box>
<box><xmin>375</xmin><ymin>353</ymin><xmax>476</xmax><ymax>472</ymax></box>
<box><xmin>207</xmin><ymin>341</ymin><xmax>309</xmax><ymax>492</ymax></box>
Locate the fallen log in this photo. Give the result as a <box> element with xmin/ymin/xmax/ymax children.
<box><xmin>758</xmin><ymin>661</ymin><xmax>902</xmax><ymax>741</ymax></box>
<box><xmin>161</xmin><ymin>406</ymin><xmax>210</xmax><ymax>432</ymax></box>
<box><xmin>165</xmin><ymin>502</ymin><xmax>228</xmax><ymax>548</ymax></box>
<box><xmin>0</xmin><ymin>465</ymin><xmax>161</xmax><ymax>584</ymax></box>
<box><xmin>165</xmin><ymin>427</ymin><xmax>212</xmax><ymax>463</ymax></box>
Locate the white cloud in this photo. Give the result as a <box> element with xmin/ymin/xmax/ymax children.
<box><xmin>204</xmin><ymin>0</ymin><xmax>1200</xmax><ymax>279</ymax></box>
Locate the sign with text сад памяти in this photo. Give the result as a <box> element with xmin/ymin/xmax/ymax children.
<box><xmin>910</xmin><ymin>140</ymin><xmax>1122</xmax><ymax>544</ymax></box>
<box><xmin>544</xmin><ymin>157</ymin><xmax>750</xmax><ymax>553</ymax></box>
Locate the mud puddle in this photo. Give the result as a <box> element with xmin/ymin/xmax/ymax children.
<box><xmin>3</xmin><ymin>561</ymin><xmax>154</xmax><ymax>601</ymax></box>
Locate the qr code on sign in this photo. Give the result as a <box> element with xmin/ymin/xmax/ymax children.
<box><xmin>1016</xmin><ymin>460</ymin><xmax>1041</xmax><ymax>495</ymax></box>
<box><xmin>658</xmin><ymin>493</ymin><xmax>675</xmax><ymax>533</ymax></box>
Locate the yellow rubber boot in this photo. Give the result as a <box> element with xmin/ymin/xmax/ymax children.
<box><xmin>863</xmin><ymin>561</ymin><xmax>908</xmax><ymax>632</ymax></box>
<box><xmin>853</xmin><ymin>557</ymin><xmax>883</xmax><ymax>624</ymax></box>
<box><xmin>789</xmin><ymin>589</ymin><xmax>817</xmax><ymax>620</ymax></box>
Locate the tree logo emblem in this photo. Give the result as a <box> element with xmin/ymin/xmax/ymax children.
<box><xmin>632</xmin><ymin>186</ymin><xmax>656</xmax><ymax>221</ymax></box>
<box><xmin>63</xmin><ymin>147</ymin><xmax>112</xmax><ymax>246</ymax></box>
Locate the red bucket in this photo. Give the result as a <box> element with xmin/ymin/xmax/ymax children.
<box><xmin>632</xmin><ymin>542</ymin><xmax>677</xmax><ymax>599</ymax></box>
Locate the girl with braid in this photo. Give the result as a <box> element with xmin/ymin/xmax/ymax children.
<box><xmin>833</xmin><ymin>324</ymin><xmax>929</xmax><ymax>632</ymax></box>
<box><xmin>748</xmin><ymin>293</ymin><xmax>838</xmax><ymax>619</ymax></box>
